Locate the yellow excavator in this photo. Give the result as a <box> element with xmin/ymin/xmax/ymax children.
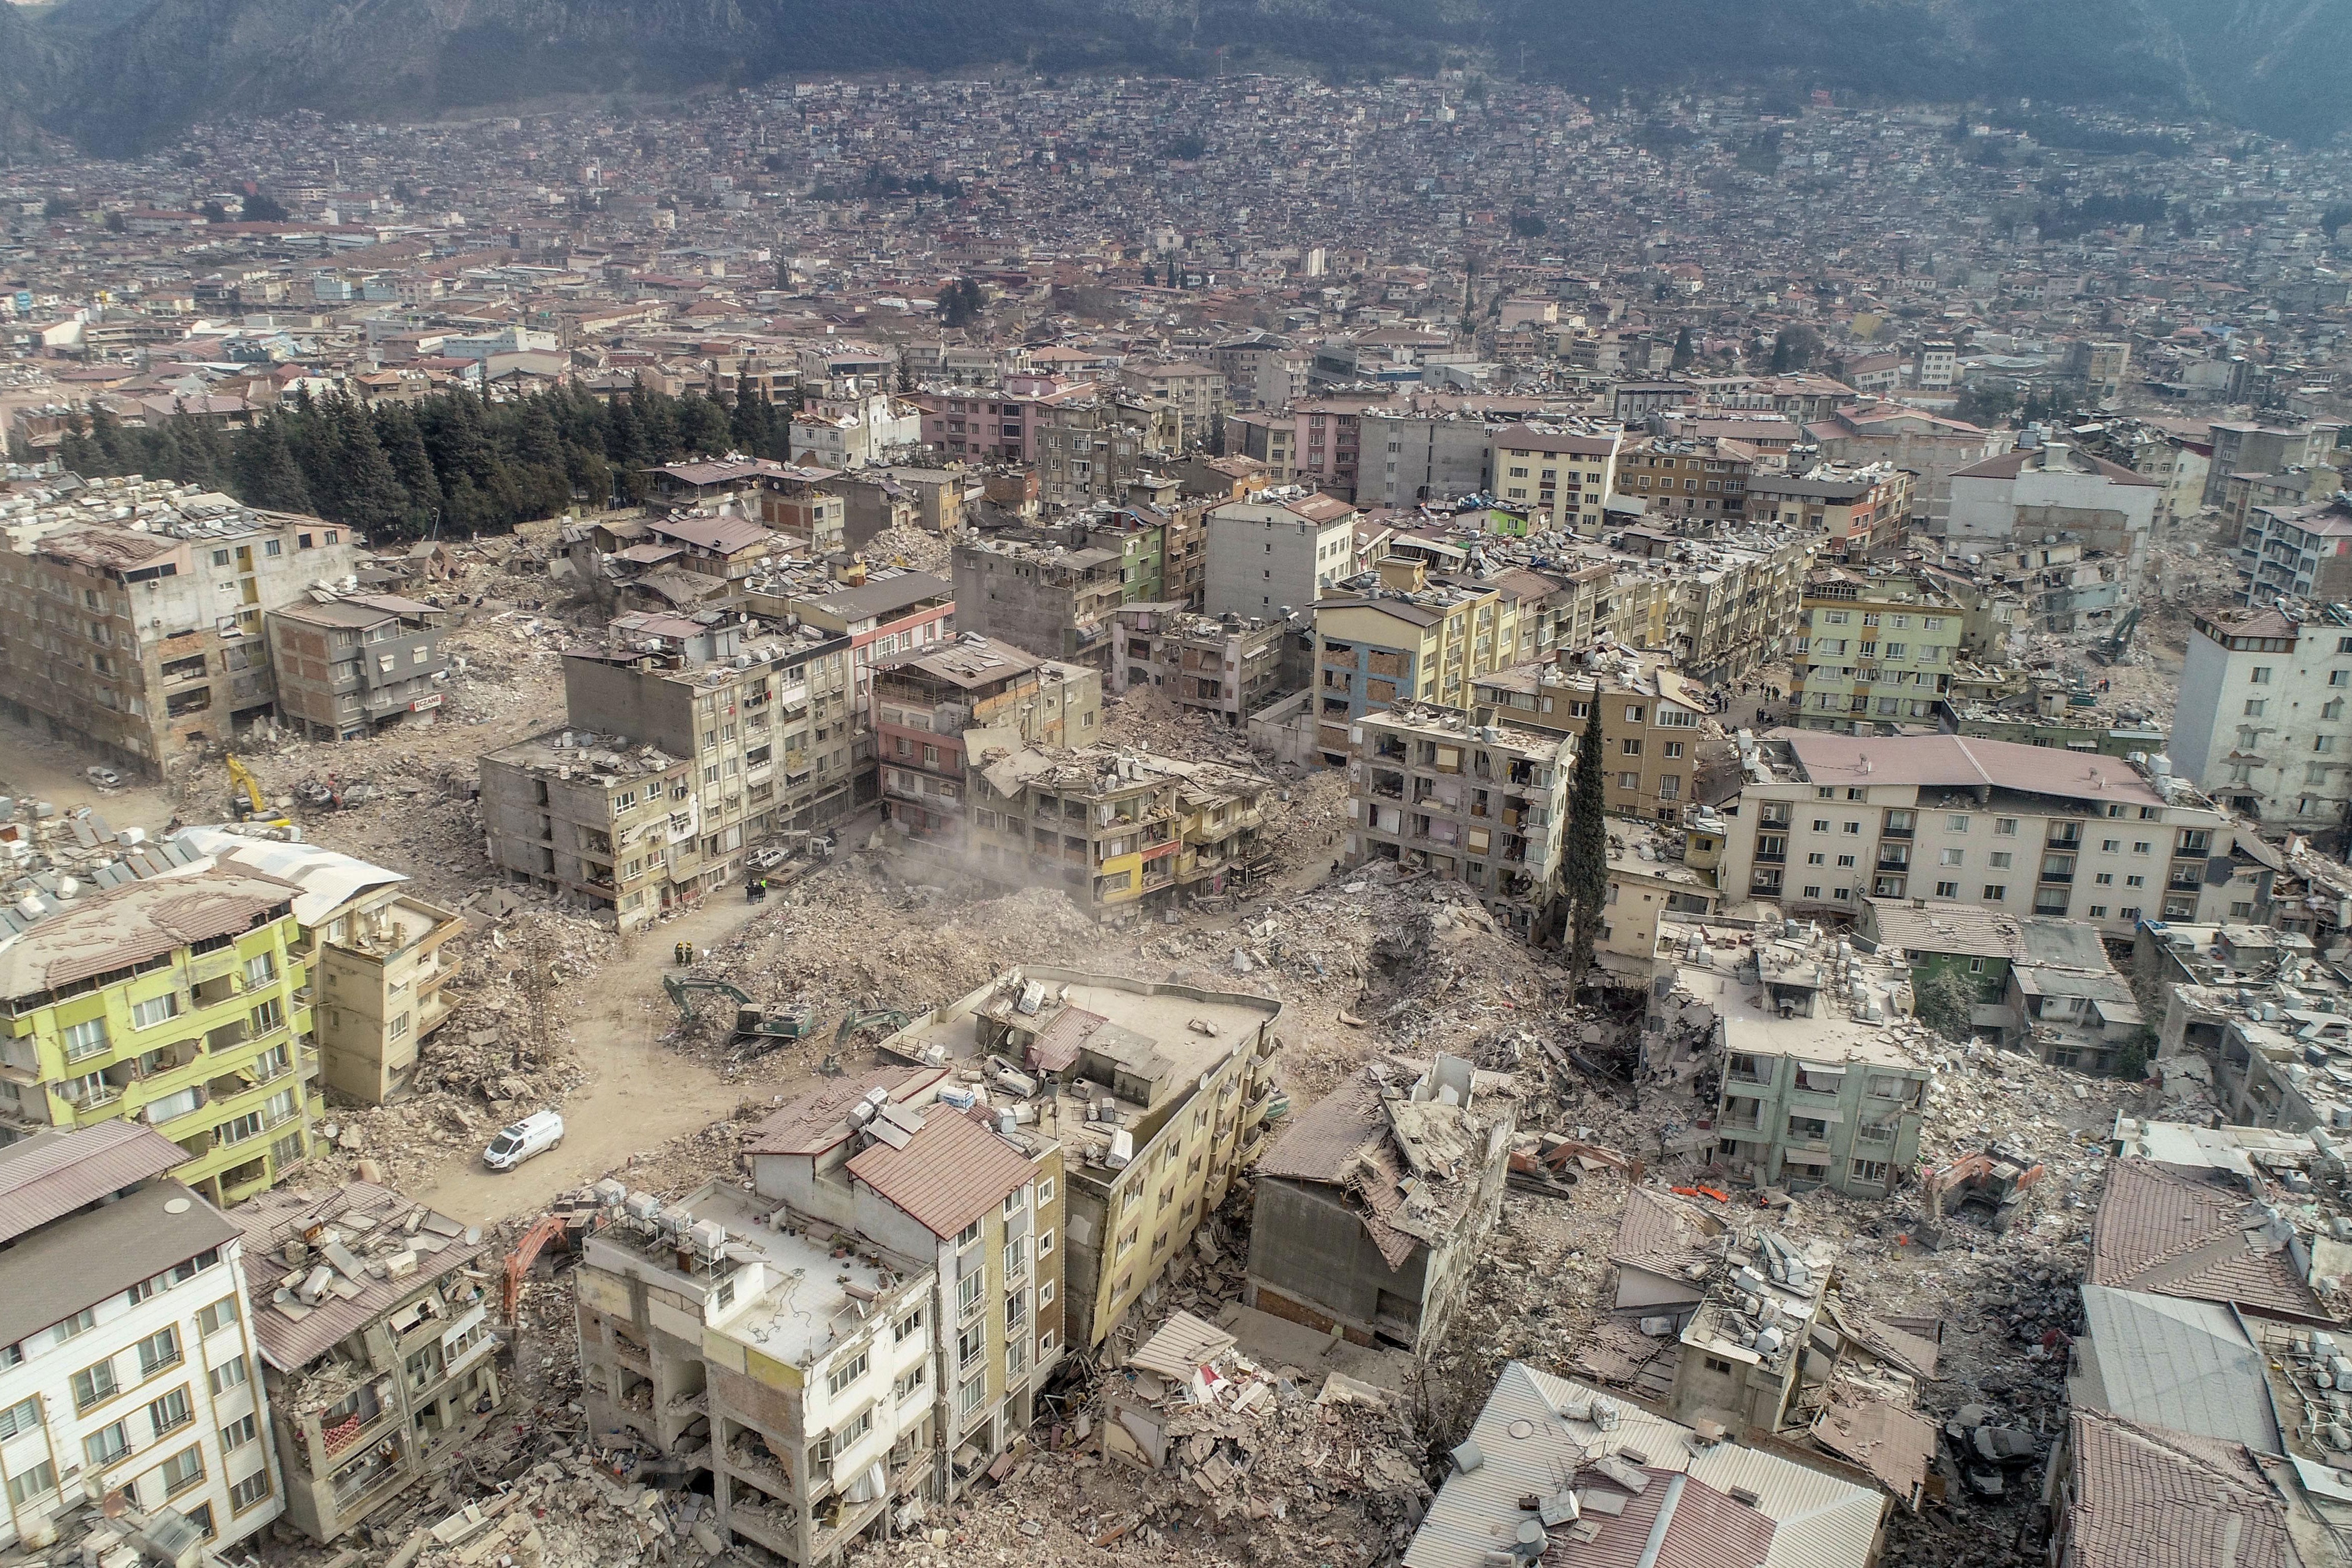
<box><xmin>224</xmin><ymin>754</ymin><xmax>291</xmax><ymax>828</ymax></box>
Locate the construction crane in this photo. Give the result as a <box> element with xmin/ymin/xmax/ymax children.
<box><xmin>223</xmin><ymin>754</ymin><xmax>290</xmax><ymax>827</ymax></box>
<box><xmin>661</xmin><ymin>976</ymin><xmax>816</xmax><ymax>1044</ymax></box>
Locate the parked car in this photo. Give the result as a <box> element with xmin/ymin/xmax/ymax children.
<box><xmin>484</xmin><ymin>1110</ymin><xmax>564</xmax><ymax>1170</ymax></box>
<box><xmin>85</xmin><ymin>765</ymin><xmax>122</xmax><ymax>789</ymax></box>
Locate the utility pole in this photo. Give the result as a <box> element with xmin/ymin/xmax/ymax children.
<box><xmin>517</xmin><ymin>925</ymin><xmax>555</xmax><ymax>1070</ymax></box>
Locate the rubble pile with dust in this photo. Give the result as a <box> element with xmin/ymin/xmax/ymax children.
<box><xmin>668</xmin><ymin>864</ymin><xmax>1121</xmax><ymax>1068</ymax></box>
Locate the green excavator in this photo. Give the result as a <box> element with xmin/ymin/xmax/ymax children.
<box><xmin>662</xmin><ymin>976</ymin><xmax>818</xmax><ymax>1045</ymax></box>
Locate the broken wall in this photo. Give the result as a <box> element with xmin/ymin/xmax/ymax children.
<box><xmin>1243</xmin><ymin>1176</ymin><xmax>1430</xmax><ymax>1346</ymax></box>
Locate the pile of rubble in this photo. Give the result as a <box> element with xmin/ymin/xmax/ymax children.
<box><xmin>893</xmin><ymin>1311</ymin><xmax>1433</xmax><ymax>1568</ymax></box>
<box><xmin>866</xmin><ymin>523</ymin><xmax>955</xmax><ymax>575</ymax></box>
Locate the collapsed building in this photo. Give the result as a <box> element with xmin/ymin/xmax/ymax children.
<box><xmin>229</xmin><ymin>1181</ymin><xmax>501</xmax><ymax>1543</ymax></box>
<box><xmin>1244</xmin><ymin>1055</ymin><xmax>1517</xmax><ymax>1356</ymax></box>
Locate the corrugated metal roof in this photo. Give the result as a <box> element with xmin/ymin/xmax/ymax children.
<box><xmin>0</xmin><ymin>1122</ymin><xmax>193</xmax><ymax>1247</ymax></box>
<box><xmin>845</xmin><ymin>1107</ymin><xmax>1036</xmax><ymax>1238</ymax></box>
<box><xmin>1404</xmin><ymin>1364</ymin><xmax>1883</xmax><ymax>1568</ymax></box>
<box><xmin>2073</xmin><ymin>1283</ymin><xmax>2279</xmax><ymax>1452</ymax></box>
<box><xmin>173</xmin><ymin>826</ymin><xmax>409</xmax><ymax>926</ymax></box>
<box><xmin>231</xmin><ymin>1181</ymin><xmax>488</xmax><ymax>1371</ymax></box>
<box><xmin>1126</xmin><ymin>1310</ymin><xmax>1236</xmax><ymax>1384</ymax></box>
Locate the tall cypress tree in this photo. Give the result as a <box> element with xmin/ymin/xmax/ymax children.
<box><xmin>1554</xmin><ymin>696</ymin><xmax>1612</xmax><ymax>993</ymax></box>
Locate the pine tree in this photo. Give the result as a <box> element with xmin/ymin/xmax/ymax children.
<box><xmin>373</xmin><ymin>403</ymin><xmax>439</xmax><ymax>533</ymax></box>
<box><xmin>232</xmin><ymin>418</ymin><xmax>314</xmax><ymax>513</ymax></box>
<box><xmin>329</xmin><ymin>396</ymin><xmax>409</xmax><ymax>536</ymax></box>
<box><xmin>1670</xmin><ymin>326</ymin><xmax>1694</xmax><ymax>371</ymax></box>
<box><xmin>1553</xmin><ymin>698</ymin><xmax>1612</xmax><ymax>993</ymax></box>
<box><xmin>729</xmin><ymin>386</ymin><xmax>767</xmax><ymax>454</ymax></box>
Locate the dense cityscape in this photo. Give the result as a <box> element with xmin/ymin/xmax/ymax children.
<box><xmin>0</xmin><ymin>68</ymin><xmax>2349</xmax><ymax>1568</ymax></box>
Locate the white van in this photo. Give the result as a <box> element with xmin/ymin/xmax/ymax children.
<box><xmin>483</xmin><ymin>1110</ymin><xmax>563</xmax><ymax>1170</ymax></box>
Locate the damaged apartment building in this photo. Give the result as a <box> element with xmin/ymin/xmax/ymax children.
<box><xmin>1106</xmin><ymin>603</ymin><xmax>1291</xmax><ymax>728</ymax></box>
<box><xmin>871</xmin><ymin>968</ymin><xmax>1284</xmax><ymax>1350</ymax></box>
<box><xmin>1347</xmin><ymin>705</ymin><xmax>1571</xmax><ymax>937</ymax></box>
<box><xmin>871</xmin><ymin>636</ymin><xmax>1101</xmax><ymax>845</ymax></box>
<box><xmin>0</xmin><ymin>864</ymin><xmax>321</xmax><ymax>1206</ymax></box>
<box><xmin>0</xmin><ymin>476</ymin><xmax>367</xmax><ymax>774</ymax></box>
<box><xmin>480</xmin><ymin>616</ymin><xmax>867</xmax><ymax>927</ymax></box>
<box><xmin>263</xmin><ymin>589</ymin><xmax>449</xmax><ymax>742</ymax></box>
<box><xmin>573</xmin><ymin>1064</ymin><xmax>1059</xmax><ymax>1565</ymax></box>
<box><xmin>229</xmin><ymin>1181</ymin><xmax>501</xmax><ymax>1543</ymax></box>
<box><xmin>1245</xmin><ymin>1055</ymin><xmax>1516</xmax><ymax>1356</ymax></box>
<box><xmin>170</xmin><ymin>828</ymin><xmax>466</xmax><ymax>1105</ymax></box>
<box><xmin>963</xmin><ymin>745</ymin><xmax>1276</xmax><ymax>915</ymax></box>
<box><xmin>0</xmin><ymin>1123</ymin><xmax>286</xmax><ymax>1557</ymax></box>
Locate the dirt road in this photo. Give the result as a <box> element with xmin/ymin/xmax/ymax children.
<box><xmin>0</xmin><ymin>714</ymin><xmax>181</xmax><ymax>834</ymax></box>
<box><xmin>412</xmin><ymin>885</ymin><xmax>824</xmax><ymax>1226</ymax></box>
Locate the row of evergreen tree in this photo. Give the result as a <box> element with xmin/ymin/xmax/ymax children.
<box><xmin>22</xmin><ymin>380</ymin><xmax>798</xmax><ymax>541</ymax></box>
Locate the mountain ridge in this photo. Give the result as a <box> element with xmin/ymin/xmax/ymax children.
<box><xmin>4</xmin><ymin>0</ymin><xmax>2349</xmax><ymax>155</ymax></box>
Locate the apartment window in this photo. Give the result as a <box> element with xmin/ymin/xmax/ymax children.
<box><xmin>74</xmin><ymin>1358</ymin><xmax>121</xmax><ymax>1411</ymax></box>
<box><xmin>130</xmin><ymin>993</ymin><xmax>179</xmax><ymax>1030</ymax></box>
<box><xmin>2250</xmin><ymin>666</ymin><xmax>2272</xmax><ymax>684</ymax></box>
<box><xmin>826</xmin><ymin>1350</ymin><xmax>869</xmax><ymax>1397</ymax></box>
<box><xmin>229</xmin><ymin>1470</ymin><xmax>271</xmax><ymax>1511</ymax></box>
<box><xmin>208</xmin><ymin>1355</ymin><xmax>247</xmax><ymax>1396</ymax></box>
<box><xmin>84</xmin><ymin>1420</ymin><xmax>129</xmax><ymax>1467</ymax></box>
<box><xmin>1938</xmin><ymin>848</ymin><xmax>1962</xmax><ymax>867</ymax></box>
<box><xmin>1935</xmin><ymin>881</ymin><xmax>1958</xmax><ymax>898</ymax></box>
<box><xmin>1988</xmin><ymin>851</ymin><xmax>2012</xmax><ymax>869</ymax></box>
<box><xmin>1806</xmin><ymin>853</ymin><xmax>1825</xmax><ymax>866</ymax></box>
<box><xmin>1802</xmin><ymin>885</ymin><xmax>1822</xmax><ymax>899</ymax></box>
<box><xmin>0</xmin><ymin>1396</ymin><xmax>39</xmax><ymax>1440</ymax></box>
<box><xmin>957</xmin><ymin>1270</ymin><xmax>983</xmax><ymax>1318</ymax></box>
<box><xmin>2245</xmin><ymin>698</ymin><xmax>2268</xmax><ymax>716</ymax></box>
<box><xmin>220</xmin><ymin>1413</ymin><xmax>257</xmax><ymax>1452</ymax></box>
<box><xmin>2131</xmin><ymin>841</ymin><xmax>2152</xmax><ymax>855</ymax></box>
<box><xmin>1117</xmin><ymin>1224</ymin><xmax>1141</xmax><ymax>1259</ymax></box>
<box><xmin>6</xmin><ymin>1458</ymin><xmax>58</xmax><ymax>1508</ymax></box>
<box><xmin>893</xmin><ymin>1309</ymin><xmax>924</xmax><ymax>1343</ymax></box>
<box><xmin>958</xmin><ymin>1376</ymin><xmax>984</xmax><ymax>1420</ymax></box>
<box><xmin>136</xmin><ymin>1326</ymin><xmax>180</xmax><ymax>1377</ymax></box>
<box><xmin>158</xmin><ymin>1444</ymin><xmax>204</xmax><ymax>1496</ymax></box>
<box><xmin>2119</xmin><ymin>906</ymin><xmax>2141</xmax><ymax>921</ymax></box>
<box><xmin>1039</xmin><ymin>1279</ymin><xmax>1056</xmax><ymax>1307</ymax></box>
<box><xmin>62</xmin><ymin>1016</ymin><xmax>109</xmax><ymax>1061</ymax></box>
<box><xmin>1812</xmin><ymin>819</ymin><xmax>1830</xmax><ymax>832</ymax></box>
<box><xmin>1947</xmin><ymin>815</ymin><xmax>1969</xmax><ymax>832</ymax></box>
<box><xmin>1994</xmin><ymin>818</ymin><xmax>2018</xmax><ymax>836</ymax></box>
<box><xmin>2126</xmin><ymin>874</ymin><xmax>2146</xmax><ymax>888</ymax></box>
<box><xmin>1843</xmin><ymin>821</ymin><xmax>1861</xmax><ymax>835</ymax></box>
<box><xmin>1983</xmin><ymin>885</ymin><xmax>2006</xmax><ymax>901</ymax></box>
<box><xmin>148</xmin><ymin>1386</ymin><xmax>194</xmax><ymax>1438</ymax></box>
<box><xmin>2088</xmin><ymin>905</ymin><xmax>2110</xmax><ymax>919</ymax></box>
<box><xmin>1004</xmin><ymin>1238</ymin><xmax>1027</xmax><ymax>1279</ymax></box>
<box><xmin>1850</xmin><ymin>1159</ymin><xmax>1890</xmax><ymax>1186</ymax></box>
<box><xmin>955</xmin><ymin>1219</ymin><xmax>981</xmax><ymax>1249</ymax></box>
<box><xmin>242</xmin><ymin>952</ymin><xmax>276</xmax><ymax>987</ymax></box>
<box><xmin>1836</xmin><ymin>854</ymin><xmax>1856</xmax><ymax>868</ymax></box>
<box><xmin>51</xmin><ymin>1307</ymin><xmax>96</xmax><ymax>1345</ymax></box>
<box><xmin>2096</xmin><ymin>872</ymin><xmax>2115</xmax><ymax>885</ymax></box>
<box><xmin>1037</xmin><ymin>1178</ymin><xmax>1055</xmax><ymax>1206</ymax></box>
<box><xmin>1621</xmin><ymin>738</ymin><xmax>1642</xmax><ymax>756</ymax></box>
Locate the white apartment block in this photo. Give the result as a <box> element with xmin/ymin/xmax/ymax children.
<box><xmin>0</xmin><ymin>1124</ymin><xmax>282</xmax><ymax>1555</ymax></box>
<box><xmin>2172</xmin><ymin>605</ymin><xmax>2352</xmax><ymax>832</ymax></box>
<box><xmin>1202</xmin><ymin>489</ymin><xmax>1360</xmax><ymax>619</ymax></box>
<box><xmin>1715</xmin><ymin>732</ymin><xmax>2239</xmax><ymax>940</ymax></box>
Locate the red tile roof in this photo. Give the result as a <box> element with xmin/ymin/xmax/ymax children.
<box><xmin>2088</xmin><ymin>1159</ymin><xmax>2328</xmax><ymax>1321</ymax></box>
<box><xmin>846</xmin><ymin>1106</ymin><xmax>1035</xmax><ymax>1238</ymax></box>
<box><xmin>2062</xmin><ymin>1408</ymin><xmax>2294</xmax><ymax>1568</ymax></box>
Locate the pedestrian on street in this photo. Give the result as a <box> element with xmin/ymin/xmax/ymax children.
<box><xmin>673</xmin><ymin>941</ymin><xmax>685</xmax><ymax>966</ymax></box>
<box><xmin>684</xmin><ymin>941</ymin><xmax>696</xmax><ymax>966</ymax></box>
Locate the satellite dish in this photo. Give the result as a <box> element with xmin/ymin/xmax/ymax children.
<box><xmin>164</xmin><ymin>1197</ymin><xmax>193</xmax><ymax>1214</ymax></box>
